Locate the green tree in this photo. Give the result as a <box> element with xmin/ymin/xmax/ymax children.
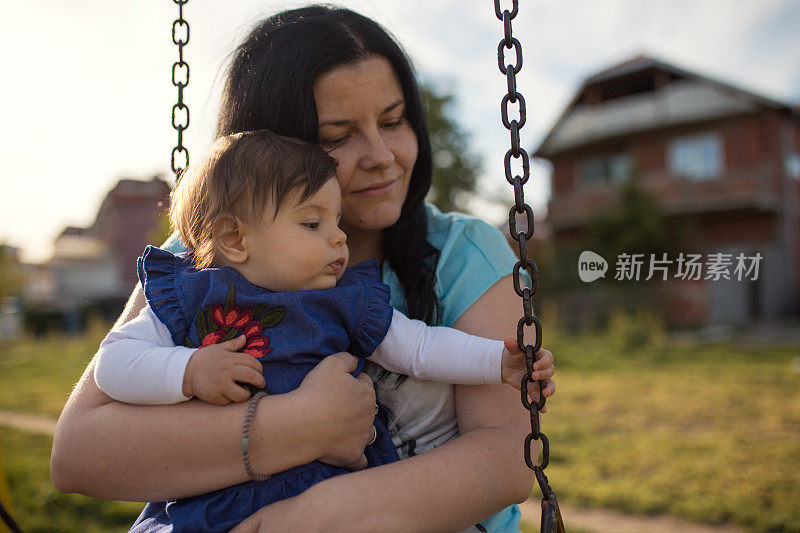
<box><xmin>586</xmin><ymin>176</ymin><xmax>681</xmax><ymax>264</ymax></box>
<box><xmin>0</xmin><ymin>245</ymin><xmax>24</xmax><ymax>299</ymax></box>
<box><xmin>543</xmin><ymin>177</ymin><xmax>679</xmax><ymax>295</ymax></box>
<box><xmin>423</xmin><ymin>84</ymin><xmax>483</xmax><ymax>214</ymax></box>
<box><xmin>541</xmin><ymin>175</ymin><xmax>688</xmax><ymax>329</ymax></box>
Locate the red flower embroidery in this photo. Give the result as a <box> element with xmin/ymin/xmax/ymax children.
<box><xmin>242</xmin><ymin>321</ymin><xmax>264</xmax><ymax>339</ymax></box>
<box><xmin>244</xmin><ymin>335</ymin><xmax>272</xmax><ymax>358</ymax></box>
<box><xmin>210</xmin><ymin>305</ymin><xmax>253</xmax><ymax>329</ymax></box>
<box><xmin>209</xmin><ymin>305</ymin><xmax>225</xmax><ymax>326</ymax></box>
<box><xmin>202</xmin><ymin>329</ymin><xmax>226</xmax><ymax>347</ymax></box>
<box><xmin>232</xmin><ymin>308</ymin><xmax>253</xmax><ymax>329</ymax></box>
<box><xmin>188</xmin><ymin>284</ymin><xmax>284</xmax><ymax>358</ymax></box>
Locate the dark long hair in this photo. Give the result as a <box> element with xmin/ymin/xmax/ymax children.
<box><xmin>218</xmin><ymin>5</ymin><xmax>440</xmax><ymax>324</ymax></box>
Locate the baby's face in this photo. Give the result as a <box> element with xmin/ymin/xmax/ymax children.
<box><xmin>242</xmin><ymin>178</ymin><xmax>349</xmax><ymax>292</ymax></box>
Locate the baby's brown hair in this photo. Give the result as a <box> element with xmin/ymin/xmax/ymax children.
<box><xmin>170</xmin><ymin>129</ymin><xmax>337</xmax><ymax>268</ymax></box>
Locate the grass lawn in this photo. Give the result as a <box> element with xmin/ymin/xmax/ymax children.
<box><xmin>1</xmin><ymin>427</ymin><xmax>143</xmax><ymax>532</ymax></box>
<box><xmin>1</xmin><ymin>320</ymin><xmax>799</xmax><ymax>532</ymax></box>
<box><xmin>0</xmin><ymin>325</ymin><xmax>107</xmax><ymax>417</ymax></box>
<box><xmin>539</xmin><ymin>321</ymin><xmax>800</xmax><ymax>533</ymax></box>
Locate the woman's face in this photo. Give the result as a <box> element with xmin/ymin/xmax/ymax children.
<box><xmin>314</xmin><ymin>55</ymin><xmax>418</xmax><ymax>236</ymax></box>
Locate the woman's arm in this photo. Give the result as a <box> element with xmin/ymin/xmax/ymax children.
<box><xmin>51</xmin><ymin>285</ymin><xmax>378</xmax><ymax>501</ymax></box>
<box><xmin>234</xmin><ymin>275</ymin><xmax>555</xmax><ymax>532</ymax></box>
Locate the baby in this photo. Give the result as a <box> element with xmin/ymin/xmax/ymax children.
<box><xmin>94</xmin><ymin>129</ymin><xmax>533</xmax><ymax>533</ymax></box>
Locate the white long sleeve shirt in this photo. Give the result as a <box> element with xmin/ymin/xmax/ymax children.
<box><xmin>94</xmin><ymin>304</ymin><xmax>503</xmax><ymax>405</ymax></box>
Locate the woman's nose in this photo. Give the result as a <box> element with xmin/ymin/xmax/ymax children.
<box><xmin>360</xmin><ymin>130</ymin><xmax>395</xmax><ymax>170</ymax></box>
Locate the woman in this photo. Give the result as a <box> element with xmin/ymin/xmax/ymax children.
<box><xmin>51</xmin><ymin>6</ymin><xmax>556</xmax><ymax>531</ymax></box>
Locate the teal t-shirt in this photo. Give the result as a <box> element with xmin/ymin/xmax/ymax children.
<box><xmin>382</xmin><ymin>204</ymin><xmax>522</xmax><ymax>533</ymax></box>
<box><xmin>162</xmin><ymin>204</ymin><xmax>524</xmax><ymax>532</ymax></box>
<box><xmin>383</xmin><ymin>203</ymin><xmax>523</xmax><ymax>327</ymax></box>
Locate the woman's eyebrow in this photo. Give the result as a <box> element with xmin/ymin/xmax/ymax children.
<box><xmin>381</xmin><ymin>99</ymin><xmax>405</xmax><ymax>115</ymax></box>
<box><xmin>318</xmin><ymin>99</ymin><xmax>405</xmax><ymax>127</ymax></box>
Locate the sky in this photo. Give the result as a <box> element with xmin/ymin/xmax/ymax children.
<box><xmin>2</xmin><ymin>0</ymin><xmax>799</xmax><ymax>262</ymax></box>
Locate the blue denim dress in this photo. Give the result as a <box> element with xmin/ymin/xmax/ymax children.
<box><xmin>130</xmin><ymin>246</ymin><xmax>398</xmax><ymax>533</ymax></box>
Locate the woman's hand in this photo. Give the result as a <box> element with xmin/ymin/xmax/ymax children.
<box><xmin>231</xmin><ymin>356</ymin><xmax>381</xmax><ymax>532</ymax></box>
<box><xmin>295</xmin><ymin>352</ymin><xmax>377</xmax><ymax>471</ymax></box>
<box><xmin>500</xmin><ymin>340</ymin><xmax>556</xmax><ymax>413</ymax></box>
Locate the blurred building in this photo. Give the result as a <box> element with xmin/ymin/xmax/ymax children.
<box><xmin>24</xmin><ymin>176</ymin><xmax>171</xmax><ymax>331</ymax></box>
<box><xmin>0</xmin><ymin>296</ymin><xmax>23</xmax><ymax>340</ymax></box>
<box><xmin>535</xmin><ymin>55</ymin><xmax>800</xmax><ymax>327</ymax></box>
<box><xmin>0</xmin><ymin>245</ymin><xmax>23</xmax><ymax>340</ymax></box>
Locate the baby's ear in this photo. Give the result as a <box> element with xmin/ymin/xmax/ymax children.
<box><xmin>213</xmin><ymin>215</ymin><xmax>248</xmax><ymax>264</ymax></box>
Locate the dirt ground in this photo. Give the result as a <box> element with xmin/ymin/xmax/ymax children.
<box><xmin>519</xmin><ymin>497</ymin><xmax>747</xmax><ymax>533</ymax></box>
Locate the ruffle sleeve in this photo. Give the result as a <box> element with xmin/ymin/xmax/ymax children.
<box><xmin>137</xmin><ymin>245</ymin><xmax>190</xmax><ymax>346</ymax></box>
<box><xmin>347</xmin><ymin>260</ymin><xmax>393</xmax><ymax>358</ymax></box>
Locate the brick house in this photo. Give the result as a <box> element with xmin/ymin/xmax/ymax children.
<box><xmin>90</xmin><ymin>176</ymin><xmax>172</xmax><ymax>290</ymax></box>
<box><xmin>534</xmin><ymin>55</ymin><xmax>800</xmax><ymax>326</ymax></box>
<box><xmin>26</xmin><ymin>176</ymin><xmax>171</xmax><ymax>329</ymax></box>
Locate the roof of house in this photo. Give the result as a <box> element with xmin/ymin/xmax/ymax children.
<box><xmin>51</xmin><ymin>175</ymin><xmax>171</xmax><ymax>260</ymax></box>
<box><xmin>534</xmin><ymin>54</ymin><xmax>799</xmax><ymax>158</ymax></box>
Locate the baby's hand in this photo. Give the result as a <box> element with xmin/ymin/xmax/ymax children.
<box><xmin>182</xmin><ymin>335</ymin><xmax>265</xmax><ymax>405</ymax></box>
<box><xmin>500</xmin><ymin>338</ymin><xmax>555</xmax><ymax>409</ymax></box>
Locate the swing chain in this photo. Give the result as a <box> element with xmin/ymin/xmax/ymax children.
<box><xmin>494</xmin><ymin>2</ymin><xmax>565</xmax><ymax>531</ymax></box>
<box><xmin>171</xmin><ymin>0</ymin><xmax>190</xmax><ymax>180</ymax></box>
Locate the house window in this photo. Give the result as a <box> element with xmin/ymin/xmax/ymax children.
<box><xmin>577</xmin><ymin>153</ymin><xmax>632</xmax><ymax>186</ymax></box>
<box><xmin>668</xmin><ymin>132</ymin><xmax>724</xmax><ymax>180</ymax></box>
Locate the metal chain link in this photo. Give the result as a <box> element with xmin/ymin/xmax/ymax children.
<box><xmin>494</xmin><ymin>2</ymin><xmax>565</xmax><ymax>531</ymax></box>
<box><xmin>171</xmin><ymin>0</ymin><xmax>190</xmax><ymax>181</ymax></box>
